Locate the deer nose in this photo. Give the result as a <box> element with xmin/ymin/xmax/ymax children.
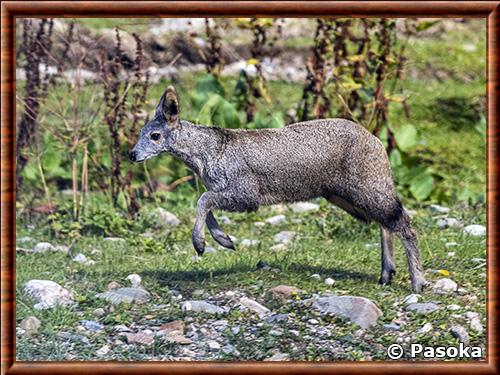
<box><xmin>129</xmin><ymin>150</ymin><xmax>137</xmax><ymax>162</ymax></box>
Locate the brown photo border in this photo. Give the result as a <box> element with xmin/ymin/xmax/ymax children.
<box><xmin>1</xmin><ymin>1</ymin><xmax>498</xmax><ymax>374</ymax></box>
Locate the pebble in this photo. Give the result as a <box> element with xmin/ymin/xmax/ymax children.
<box><xmin>126</xmin><ymin>274</ymin><xmax>142</xmax><ymax>288</ymax></box>
<box><xmin>432</xmin><ymin>278</ymin><xmax>458</xmax><ymax>295</ymax></box>
<box><xmin>406</xmin><ymin>302</ymin><xmax>439</xmax><ymax>314</ymax></box>
<box><xmin>207</xmin><ymin>340</ymin><xmax>221</xmax><ymax>351</ymax></box>
<box><xmin>181</xmin><ymin>300</ymin><xmax>227</xmax><ymax>315</ymax></box>
<box><xmin>471</xmin><ymin>257</ymin><xmax>486</xmax><ymax>264</ymax></box>
<box><xmin>240</xmin><ymin>239</ymin><xmax>260</xmax><ymax>248</ymax></box>
<box><xmin>383</xmin><ymin>323</ymin><xmax>400</xmax><ymax>331</ymax></box>
<box><xmin>267</xmin><ymin>313</ymin><xmax>289</xmax><ymax>323</ymax></box>
<box><xmin>205</xmin><ymin>246</ymin><xmax>217</xmax><ymax>254</ymax></box>
<box><xmin>403</xmin><ymin>294</ymin><xmax>420</xmax><ymax>305</ymax></box>
<box><xmin>239</xmin><ymin>297</ymin><xmax>270</xmax><ymax>316</ymax></box>
<box><xmin>24</xmin><ymin>280</ymin><xmax>74</xmax><ymax>309</ymax></box>
<box><xmin>450</xmin><ymin>325</ymin><xmax>470</xmax><ymax>345</ymax></box>
<box><xmin>429</xmin><ymin>204</ymin><xmax>450</xmax><ymax>214</ymax></box>
<box><xmin>33</xmin><ymin>242</ymin><xmax>55</xmax><ymax>253</ymax></box>
<box><xmin>447</xmin><ymin>304</ymin><xmax>461</xmax><ymax>311</ymax></box>
<box><xmin>307</xmin><ymin>318</ymin><xmax>319</xmax><ymax>325</ymax></box>
<box><xmin>96</xmin><ymin>345</ymin><xmax>110</xmax><ymax>357</ymax></box>
<box><xmin>265</xmin><ymin>351</ymin><xmax>290</xmax><ymax>361</ymax></box>
<box><xmin>437</xmin><ymin>218</ymin><xmax>463</xmax><ymax>229</ymax></box>
<box><xmin>96</xmin><ymin>287</ymin><xmax>151</xmax><ymax>304</ymax></box>
<box><xmin>150</xmin><ymin>207</ymin><xmax>181</xmax><ymax>227</ymax></box>
<box><xmin>290</xmin><ymin>202</ymin><xmax>320</xmax><ymax>213</ymax></box>
<box><xmin>265</xmin><ymin>215</ymin><xmax>286</xmax><ymax>225</ymax></box>
<box><xmin>269</xmin><ymin>244</ymin><xmax>287</xmax><ymax>251</ymax></box>
<box><xmin>79</xmin><ymin>320</ymin><xmax>104</xmax><ymax>332</ymax></box>
<box><xmin>254</xmin><ymin>221</ymin><xmax>266</xmax><ymax>227</ymax></box>
<box><xmin>124</xmin><ymin>331</ymin><xmax>154</xmax><ymax>346</ymax></box>
<box><xmin>219</xmin><ymin>215</ymin><xmax>231</xmax><ymax>225</ymax></box>
<box><xmin>273</xmin><ymin>231</ymin><xmax>296</xmax><ymax>244</ymax></box>
<box><xmin>324</xmin><ymin>278</ymin><xmax>335</xmax><ymax>286</ymax></box>
<box><xmin>310</xmin><ymin>274</ymin><xmax>321</xmax><ymax>280</ymax></box>
<box><xmin>445</xmin><ymin>242</ymin><xmax>459</xmax><ymax>247</ymax></box>
<box><xmin>463</xmin><ymin>225</ymin><xmax>486</xmax><ymax>236</ymax></box>
<box><xmin>469</xmin><ymin>318</ymin><xmax>484</xmax><ymax>334</ymax></box>
<box><xmin>418</xmin><ymin>322</ymin><xmax>433</xmax><ymax>334</ymax></box>
<box><xmin>267</xmin><ymin>285</ymin><xmax>303</xmax><ymax>302</ymax></box>
<box><xmin>447</xmin><ymin>252</ymin><xmax>455</xmax><ymax>257</ymax></box>
<box><xmin>20</xmin><ymin>316</ymin><xmax>41</xmax><ymax>335</ymax></box>
<box><xmin>93</xmin><ymin>308</ymin><xmax>106</xmax><ymax>317</ymax></box>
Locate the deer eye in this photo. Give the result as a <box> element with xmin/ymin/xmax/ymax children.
<box><xmin>150</xmin><ymin>132</ymin><xmax>161</xmax><ymax>141</ymax></box>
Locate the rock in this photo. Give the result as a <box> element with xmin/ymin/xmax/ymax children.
<box><xmin>24</xmin><ymin>280</ymin><xmax>74</xmax><ymax>309</ymax></box>
<box><xmin>271</xmin><ymin>204</ymin><xmax>288</xmax><ymax>214</ymax></box>
<box><xmin>126</xmin><ymin>274</ymin><xmax>142</xmax><ymax>288</ymax></box>
<box><xmin>93</xmin><ymin>308</ymin><xmax>106</xmax><ymax>317</ymax></box>
<box><xmin>205</xmin><ymin>246</ymin><xmax>217</xmax><ymax>254</ymax></box>
<box><xmin>464</xmin><ymin>225</ymin><xmax>486</xmax><ymax>236</ymax></box>
<box><xmin>73</xmin><ymin>253</ymin><xmax>88</xmax><ymax>263</ymax></box>
<box><xmin>240</xmin><ymin>239</ymin><xmax>260</xmax><ymax>248</ymax></box>
<box><xmin>104</xmin><ymin>237</ymin><xmax>125</xmax><ymax>242</ymax></box>
<box><xmin>107</xmin><ymin>281</ymin><xmax>121</xmax><ymax>290</ymax></box>
<box><xmin>447</xmin><ymin>304</ymin><xmax>461</xmax><ymax>311</ymax></box>
<box><xmin>324</xmin><ymin>278</ymin><xmax>335</xmax><ymax>286</ymax></box>
<box><xmin>445</xmin><ymin>242</ymin><xmax>459</xmax><ymax>247</ymax></box>
<box><xmin>307</xmin><ymin>318</ymin><xmax>319</xmax><ymax>325</ymax></box>
<box><xmin>269</xmin><ymin>244</ymin><xmax>287</xmax><ymax>251</ymax></box>
<box><xmin>165</xmin><ymin>333</ymin><xmax>192</xmax><ymax>345</ymax></box>
<box><xmin>418</xmin><ymin>322</ymin><xmax>433</xmax><ymax>334</ymax></box>
<box><xmin>450</xmin><ymin>325</ymin><xmax>470</xmax><ymax>344</ymax></box>
<box><xmin>267</xmin><ymin>285</ymin><xmax>303</xmax><ymax>302</ymax></box>
<box><xmin>437</xmin><ymin>217</ymin><xmax>462</xmax><ymax>229</ymax></box>
<box><xmin>310</xmin><ymin>274</ymin><xmax>321</xmax><ymax>280</ymax></box>
<box><xmin>231</xmin><ymin>326</ymin><xmax>240</xmax><ymax>334</ymax></box>
<box><xmin>207</xmin><ymin>340</ymin><xmax>221</xmax><ymax>351</ymax></box>
<box><xmin>239</xmin><ymin>297</ymin><xmax>270</xmax><ymax>316</ymax></box>
<box><xmin>219</xmin><ymin>215</ymin><xmax>231</xmax><ymax>225</ymax></box>
<box><xmin>150</xmin><ymin>207</ymin><xmax>181</xmax><ymax>228</ymax></box>
<box><xmin>290</xmin><ymin>202</ymin><xmax>319</xmax><ymax>213</ymax></box>
<box><xmin>464</xmin><ymin>311</ymin><xmax>480</xmax><ymax>320</ymax></box>
<box><xmin>181</xmin><ymin>300</ymin><xmax>227</xmax><ymax>315</ymax></box>
<box><xmin>264</xmin><ymin>351</ymin><xmax>290</xmax><ymax>361</ymax></box>
<box><xmin>265</xmin><ymin>215</ymin><xmax>286</xmax><ymax>225</ymax></box>
<box><xmin>429</xmin><ymin>204</ymin><xmax>450</xmax><ymax>214</ymax></box>
<box><xmin>273</xmin><ymin>231</ymin><xmax>296</xmax><ymax>244</ymax></box>
<box><xmin>57</xmin><ymin>331</ymin><xmax>90</xmax><ymax>346</ymax></box>
<box><xmin>471</xmin><ymin>257</ymin><xmax>485</xmax><ymax>264</ymax></box>
<box><xmin>383</xmin><ymin>323</ymin><xmax>400</xmax><ymax>331</ymax></box>
<box><xmin>406</xmin><ymin>302</ymin><xmax>439</xmax><ymax>314</ymax></box>
<box><xmin>447</xmin><ymin>252</ymin><xmax>456</xmax><ymax>257</ymax></box>
<box><xmin>96</xmin><ymin>287</ymin><xmax>151</xmax><ymax>304</ymax></box>
<box><xmin>33</xmin><ymin>242</ymin><xmax>56</xmax><ymax>253</ymax></box>
<box><xmin>267</xmin><ymin>313</ymin><xmax>289</xmax><ymax>323</ymax></box>
<box><xmin>469</xmin><ymin>318</ymin><xmax>484</xmax><ymax>334</ymax></box>
<box><xmin>254</xmin><ymin>221</ymin><xmax>266</xmax><ymax>227</ymax></box>
<box><xmin>124</xmin><ymin>331</ymin><xmax>154</xmax><ymax>346</ymax></box>
<box><xmin>403</xmin><ymin>294</ymin><xmax>420</xmax><ymax>305</ymax></box>
<box><xmin>96</xmin><ymin>345</ymin><xmax>110</xmax><ymax>357</ymax></box>
<box><xmin>433</xmin><ymin>278</ymin><xmax>458</xmax><ymax>295</ymax></box>
<box><xmin>79</xmin><ymin>320</ymin><xmax>104</xmax><ymax>332</ymax></box>
<box><xmin>304</xmin><ymin>295</ymin><xmax>382</xmax><ymax>329</ymax></box>
<box><xmin>20</xmin><ymin>316</ymin><xmax>41</xmax><ymax>335</ymax></box>
<box><xmin>222</xmin><ymin>344</ymin><xmax>238</xmax><ymax>355</ymax></box>
<box><xmin>159</xmin><ymin>320</ymin><xmax>184</xmax><ymax>335</ymax></box>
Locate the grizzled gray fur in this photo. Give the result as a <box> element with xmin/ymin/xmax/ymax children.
<box><xmin>129</xmin><ymin>86</ymin><xmax>427</xmax><ymax>292</ymax></box>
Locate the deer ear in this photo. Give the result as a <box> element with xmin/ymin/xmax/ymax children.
<box><xmin>160</xmin><ymin>86</ymin><xmax>180</xmax><ymax>128</ymax></box>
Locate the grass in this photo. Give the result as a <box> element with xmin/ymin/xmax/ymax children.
<box><xmin>16</xmin><ymin>196</ymin><xmax>486</xmax><ymax>360</ymax></box>
<box><xmin>15</xmin><ymin>18</ymin><xmax>487</xmax><ymax>361</ymax></box>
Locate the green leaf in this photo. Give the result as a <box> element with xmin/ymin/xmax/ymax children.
<box><xmin>214</xmin><ymin>99</ymin><xmax>241</xmax><ymax>128</ymax></box>
<box><xmin>394</xmin><ymin>124</ymin><xmax>418</xmax><ymax>152</ymax></box>
<box><xmin>42</xmin><ymin>150</ymin><xmax>62</xmax><ymax>172</ymax></box>
<box><xmin>416</xmin><ymin>20</ymin><xmax>441</xmax><ymax>32</ymax></box>
<box><xmin>389</xmin><ymin>149</ymin><xmax>402</xmax><ymax>167</ymax></box>
<box><xmin>409</xmin><ymin>170</ymin><xmax>434</xmax><ymax>201</ymax></box>
<box><xmin>195</xmin><ymin>74</ymin><xmax>225</xmax><ymax>97</ymax></box>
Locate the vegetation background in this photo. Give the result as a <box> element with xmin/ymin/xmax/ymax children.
<box><xmin>15</xmin><ymin>18</ymin><xmax>486</xmax><ymax>361</ymax></box>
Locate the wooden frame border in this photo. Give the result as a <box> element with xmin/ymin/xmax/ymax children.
<box><xmin>1</xmin><ymin>1</ymin><xmax>498</xmax><ymax>374</ymax></box>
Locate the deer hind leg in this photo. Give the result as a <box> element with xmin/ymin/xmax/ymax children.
<box><xmin>393</xmin><ymin>212</ymin><xmax>427</xmax><ymax>293</ymax></box>
<box><xmin>206</xmin><ymin>211</ymin><xmax>235</xmax><ymax>250</ymax></box>
<box><xmin>379</xmin><ymin>226</ymin><xmax>396</xmax><ymax>285</ymax></box>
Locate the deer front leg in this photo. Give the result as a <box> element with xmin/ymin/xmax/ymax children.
<box><xmin>192</xmin><ymin>192</ymin><xmax>219</xmax><ymax>256</ymax></box>
<box><xmin>206</xmin><ymin>211</ymin><xmax>235</xmax><ymax>250</ymax></box>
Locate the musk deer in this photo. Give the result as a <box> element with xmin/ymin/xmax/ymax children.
<box><xmin>129</xmin><ymin>86</ymin><xmax>427</xmax><ymax>292</ymax></box>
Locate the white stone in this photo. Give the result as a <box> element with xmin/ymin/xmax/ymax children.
<box><xmin>437</xmin><ymin>217</ymin><xmax>462</xmax><ymax>229</ymax></box>
<box><xmin>464</xmin><ymin>225</ymin><xmax>486</xmax><ymax>236</ymax></box>
<box><xmin>72</xmin><ymin>253</ymin><xmax>88</xmax><ymax>263</ymax></box>
<box><xmin>24</xmin><ymin>280</ymin><xmax>74</xmax><ymax>309</ymax></box>
<box><xmin>324</xmin><ymin>278</ymin><xmax>335</xmax><ymax>286</ymax></box>
<box><xmin>310</xmin><ymin>274</ymin><xmax>321</xmax><ymax>280</ymax></box>
<box><xmin>274</xmin><ymin>231</ymin><xmax>296</xmax><ymax>244</ymax></box>
<box><xmin>403</xmin><ymin>294</ymin><xmax>420</xmax><ymax>305</ymax></box>
<box><xmin>126</xmin><ymin>274</ymin><xmax>142</xmax><ymax>288</ymax></box>
<box><xmin>290</xmin><ymin>202</ymin><xmax>320</xmax><ymax>213</ymax></box>
<box><xmin>429</xmin><ymin>204</ymin><xmax>450</xmax><ymax>214</ymax></box>
<box><xmin>447</xmin><ymin>304</ymin><xmax>461</xmax><ymax>311</ymax></box>
<box><xmin>150</xmin><ymin>207</ymin><xmax>181</xmax><ymax>227</ymax></box>
<box><xmin>240</xmin><ymin>239</ymin><xmax>260</xmax><ymax>248</ymax></box>
<box><xmin>33</xmin><ymin>242</ymin><xmax>55</xmax><ymax>253</ymax></box>
<box><xmin>269</xmin><ymin>243</ymin><xmax>287</xmax><ymax>251</ymax></box>
<box><xmin>419</xmin><ymin>323</ymin><xmax>433</xmax><ymax>334</ymax></box>
<box><xmin>239</xmin><ymin>297</ymin><xmax>270</xmax><ymax>316</ymax></box>
<box><xmin>265</xmin><ymin>215</ymin><xmax>286</xmax><ymax>225</ymax></box>
<box><xmin>181</xmin><ymin>300</ymin><xmax>227</xmax><ymax>315</ymax></box>
<box><xmin>470</xmin><ymin>318</ymin><xmax>483</xmax><ymax>333</ymax></box>
<box><xmin>433</xmin><ymin>278</ymin><xmax>458</xmax><ymax>295</ymax></box>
